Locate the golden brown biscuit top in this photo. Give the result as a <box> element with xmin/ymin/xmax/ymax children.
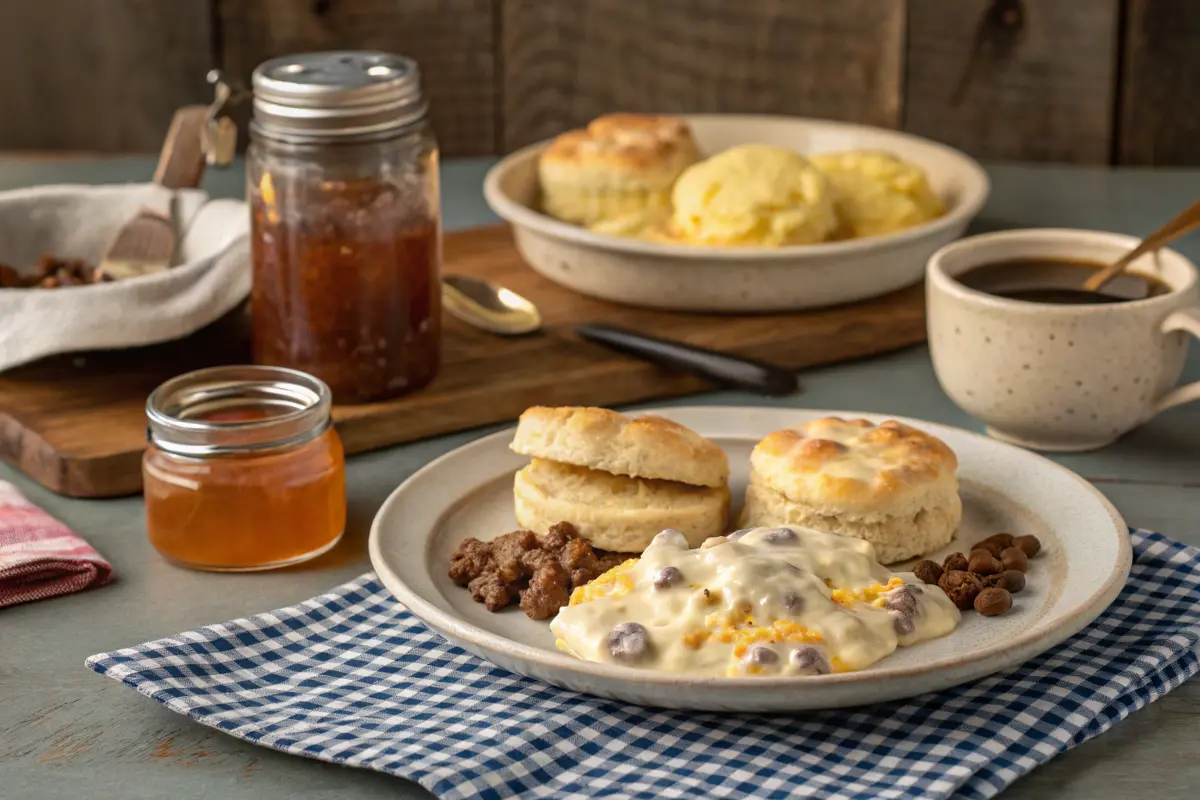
<box><xmin>539</xmin><ymin>114</ymin><xmax>701</xmax><ymax>175</ymax></box>
<box><xmin>751</xmin><ymin>417</ymin><xmax>958</xmax><ymax>512</ymax></box>
<box><xmin>511</xmin><ymin>406</ymin><xmax>729</xmax><ymax>488</ymax></box>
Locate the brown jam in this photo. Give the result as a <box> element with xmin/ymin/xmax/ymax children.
<box><xmin>250</xmin><ymin>177</ymin><xmax>441</xmax><ymax>404</ymax></box>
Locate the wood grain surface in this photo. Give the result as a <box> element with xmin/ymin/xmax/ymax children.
<box><xmin>0</xmin><ymin>0</ymin><xmax>213</xmax><ymax>153</ymax></box>
<box><xmin>500</xmin><ymin>0</ymin><xmax>904</xmax><ymax>151</ymax></box>
<box><xmin>1117</xmin><ymin>1</ymin><xmax>1200</xmax><ymax>166</ymax></box>
<box><xmin>0</xmin><ymin>225</ymin><xmax>927</xmax><ymax>498</ymax></box>
<box><xmin>4</xmin><ymin>0</ymin><xmax>1200</xmax><ymax>165</ymax></box>
<box><xmin>215</xmin><ymin>0</ymin><xmax>499</xmax><ymax>156</ymax></box>
<box><xmin>903</xmin><ymin>0</ymin><xmax>1120</xmax><ymax>164</ymax></box>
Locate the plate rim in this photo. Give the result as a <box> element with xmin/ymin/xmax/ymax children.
<box><xmin>368</xmin><ymin>406</ymin><xmax>1132</xmax><ymax>692</ymax></box>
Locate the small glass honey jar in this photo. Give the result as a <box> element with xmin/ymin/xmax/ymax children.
<box><xmin>143</xmin><ymin>366</ymin><xmax>346</xmax><ymax>571</ymax></box>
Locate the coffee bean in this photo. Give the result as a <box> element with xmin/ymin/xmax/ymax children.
<box><xmin>1001</xmin><ymin>546</ymin><xmax>1030</xmax><ymax>573</ymax></box>
<box><xmin>938</xmin><ymin>570</ymin><xmax>983</xmax><ymax>610</ymax></box>
<box><xmin>913</xmin><ymin>559</ymin><xmax>943</xmax><ymax>586</ymax></box>
<box><xmin>943</xmin><ymin>552</ymin><xmax>969</xmax><ymax>573</ymax></box>
<box><xmin>970</xmin><ymin>540</ymin><xmax>1004</xmax><ymax>558</ymax></box>
<box><xmin>981</xmin><ymin>533</ymin><xmax>1015</xmax><ymax>549</ymax></box>
<box><xmin>1014</xmin><ymin>534</ymin><xmax>1041</xmax><ymax>558</ymax></box>
<box><xmin>985</xmin><ymin>570</ymin><xmax>1026</xmax><ymax>594</ymax></box>
<box><xmin>975</xmin><ymin>587</ymin><xmax>1013</xmax><ymax>616</ymax></box>
<box><xmin>968</xmin><ymin>551</ymin><xmax>1003</xmax><ymax>575</ymax></box>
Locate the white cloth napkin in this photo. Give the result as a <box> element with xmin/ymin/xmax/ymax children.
<box><xmin>0</xmin><ymin>183</ymin><xmax>250</xmax><ymax>372</ymax></box>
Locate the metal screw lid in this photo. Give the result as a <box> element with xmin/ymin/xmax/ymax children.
<box><xmin>251</xmin><ymin>51</ymin><xmax>427</xmax><ymax>141</ymax></box>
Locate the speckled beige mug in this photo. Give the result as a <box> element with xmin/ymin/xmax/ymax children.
<box><xmin>928</xmin><ymin>229</ymin><xmax>1200</xmax><ymax>451</ymax></box>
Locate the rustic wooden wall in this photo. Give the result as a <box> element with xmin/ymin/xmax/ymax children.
<box><xmin>501</xmin><ymin>0</ymin><xmax>904</xmax><ymax>150</ymax></box>
<box><xmin>0</xmin><ymin>0</ymin><xmax>1195</xmax><ymax>165</ymax></box>
<box><xmin>0</xmin><ymin>0</ymin><xmax>214</xmax><ymax>152</ymax></box>
<box><xmin>215</xmin><ymin>0</ymin><xmax>498</xmax><ymax>156</ymax></box>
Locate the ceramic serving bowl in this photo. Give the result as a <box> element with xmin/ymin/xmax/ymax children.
<box><xmin>483</xmin><ymin>114</ymin><xmax>990</xmax><ymax>313</ymax></box>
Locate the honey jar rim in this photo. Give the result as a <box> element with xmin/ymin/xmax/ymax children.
<box><xmin>147</xmin><ymin>365</ymin><xmax>332</xmax><ymax>457</ymax></box>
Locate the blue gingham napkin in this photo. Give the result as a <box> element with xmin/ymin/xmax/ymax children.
<box><xmin>87</xmin><ymin>529</ymin><xmax>1200</xmax><ymax>800</ymax></box>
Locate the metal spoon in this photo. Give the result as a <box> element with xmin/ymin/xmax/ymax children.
<box><xmin>441</xmin><ymin>275</ymin><xmax>798</xmax><ymax>396</ymax></box>
<box><xmin>1083</xmin><ymin>198</ymin><xmax>1200</xmax><ymax>292</ymax></box>
<box><xmin>443</xmin><ymin>275</ymin><xmax>542</xmax><ymax>335</ymax></box>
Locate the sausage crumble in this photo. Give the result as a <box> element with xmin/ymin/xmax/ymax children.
<box><xmin>449</xmin><ymin>521</ymin><xmax>634</xmax><ymax>620</ymax></box>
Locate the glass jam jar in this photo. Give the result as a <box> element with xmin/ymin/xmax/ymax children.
<box><xmin>143</xmin><ymin>366</ymin><xmax>346</xmax><ymax>572</ymax></box>
<box><xmin>247</xmin><ymin>51</ymin><xmax>441</xmax><ymax>404</ymax></box>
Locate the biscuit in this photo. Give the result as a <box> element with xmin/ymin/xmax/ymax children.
<box><xmin>738</xmin><ymin>417</ymin><xmax>961</xmax><ymax>563</ymax></box>
<box><xmin>514</xmin><ymin>458</ymin><xmax>730</xmax><ymax>552</ymax></box>
<box><xmin>538</xmin><ymin>114</ymin><xmax>701</xmax><ymax>228</ymax></box>
<box><xmin>511</xmin><ymin>406</ymin><xmax>729</xmax><ymax>488</ymax></box>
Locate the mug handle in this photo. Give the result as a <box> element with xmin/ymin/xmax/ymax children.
<box><xmin>1153</xmin><ymin>305</ymin><xmax>1200</xmax><ymax>414</ymax></box>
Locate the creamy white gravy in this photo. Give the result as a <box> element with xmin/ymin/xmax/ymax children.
<box><xmin>549</xmin><ymin>526</ymin><xmax>960</xmax><ymax>677</ymax></box>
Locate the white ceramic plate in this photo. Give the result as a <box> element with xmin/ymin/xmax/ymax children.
<box><xmin>483</xmin><ymin>115</ymin><xmax>990</xmax><ymax>312</ymax></box>
<box><xmin>369</xmin><ymin>407</ymin><xmax>1130</xmax><ymax>711</ymax></box>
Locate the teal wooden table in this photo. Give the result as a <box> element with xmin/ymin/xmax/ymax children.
<box><xmin>1</xmin><ymin>157</ymin><xmax>1198</xmax><ymax>800</ymax></box>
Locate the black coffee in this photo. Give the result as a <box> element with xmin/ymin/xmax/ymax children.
<box><xmin>956</xmin><ymin>258</ymin><xmax>1173</xmax><ymax>305</ymax></box>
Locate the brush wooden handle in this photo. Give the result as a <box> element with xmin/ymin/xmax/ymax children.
<box><xmin>153</xmin><ymin>105</ymin><xmax>210</xmax><ymax>190</ymax></box>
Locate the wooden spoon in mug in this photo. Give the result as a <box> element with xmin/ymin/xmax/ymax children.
<box><xmin>1083</xmin><ymin>198</ymin><xmax>1200</xmax><ymax>292</ymax></box>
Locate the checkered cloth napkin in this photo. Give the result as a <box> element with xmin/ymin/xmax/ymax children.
<box><xmin>0</xmin><ymin>481</ymin><xmax>113</xmax><ymax>608</ymax></box>
<box><xmin>87</xmin><ymin>529</ymin><xmax>1199</xmax><ymax>800</ymax></box>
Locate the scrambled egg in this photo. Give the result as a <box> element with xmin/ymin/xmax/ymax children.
<box><xmin>670</xmin><ymin>145</ymin><xmax>838</xmax><ymax>246</ymax></box>
<box><xmin>810</xmin><ymin>149</ymin><xmax>944</xmax><ymax>239</ymax></box>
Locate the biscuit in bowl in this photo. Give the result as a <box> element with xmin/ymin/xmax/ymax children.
<box><xmin>810</xmin><ymin>149</ymin><xmax>944</xmax><ymax>239</ymax></box>
<box><xmin>537</xmin><ymin>114</ymin><xmax>701</xmax><ymax>228</ymax></box>
<box><xmin>514</xmin><ymin>458</ymin><xmax>730</xmax><ymax>552</ymax></box>
<box><xmin>738</xmin><ymin>417</ymin><xmax>961</xmax><ymax>563</ymax></box>
<box><xmin>511</xmin><ymin>406</ymin><xmax>729</xmax><ymax>489</ymax></box>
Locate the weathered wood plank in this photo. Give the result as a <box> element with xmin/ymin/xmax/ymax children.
<box><xmin>904</xmin><ymin>0</ymin><xmax>1120</xmax><ymax>164</ymax></box>
<box><xmin>216</xmin><ymin>0</ymin><xmax>498</xmax><ymax>157</ymax></box>
<box><xmin>0</xmin><ymin>0</ymin><xmax>213</xmax><ymax>152</ymax></box>
<box><xmin>1118</xmin><ymin>0</ymin><xmax>1200</xmax><ymax>166</ymax></box>
<box><xmin>500</xmin><ymin>0</ymin><xmax>905</xmax><ymax>151</ymax></box>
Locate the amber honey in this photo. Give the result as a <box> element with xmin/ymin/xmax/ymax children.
<box><xmin>143</xmin><ymin>366</ymin><xmax>346</xmax><ymax>572</ymax></box>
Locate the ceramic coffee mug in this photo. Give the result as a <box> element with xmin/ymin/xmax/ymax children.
<box><xmin>927</xmin><ymin>228</ymin><xmax>1200</xmax><ymax>451</ymax></box>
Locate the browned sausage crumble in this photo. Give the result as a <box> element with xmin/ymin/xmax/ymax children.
<box><xmin>0</xmin><ymin>255</ymin><xmax>111</xmax><ymax>288</ymax></box>
<box><xmin>449</xmin><ymin>521</ymin><xmax>635</xmax><ymax>620</ymax></box>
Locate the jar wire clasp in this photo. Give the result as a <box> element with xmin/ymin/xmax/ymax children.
<box><xmin>202</xmin><ymin>69</ymin><xmax>251</xmax><ymax>167</ymax></box>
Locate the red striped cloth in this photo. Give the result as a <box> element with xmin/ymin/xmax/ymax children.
<box><xmin>0</xmin><ymin>481</ymin><xmax>113</xmax><ymax>608</ymax></box>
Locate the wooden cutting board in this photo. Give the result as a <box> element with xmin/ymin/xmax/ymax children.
<box><xmin>0</xmin><ymin>225</ymin><xmax>927</xmax><ymax>498</ymax></box>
